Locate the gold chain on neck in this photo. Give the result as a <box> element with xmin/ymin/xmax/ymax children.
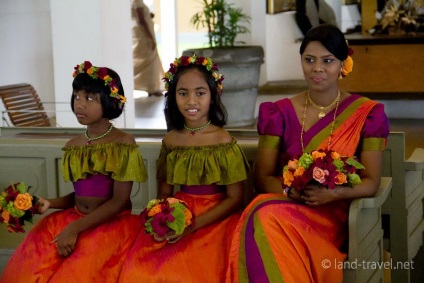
<box><xmin>300</xmin><ymin>92</ymin><xmax>340</xmax><ymax>152</ymax></box>
<box><xmin>307</xmin><ymin>90</ymin><xmax>340</xmax><ymax>119</ymax></box>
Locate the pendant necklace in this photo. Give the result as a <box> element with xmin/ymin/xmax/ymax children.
<box><xmin>300</xmin><ymin>92</ymin><xmax>340</xmax><ymax>152</ymax></box>
<box><xmin>307</xmin><ymin>90</ymin><xmax>340</xmax><ymax>119</ymax></box>
<box><xmin>85</xmin><ymin>123</ymin><xmax>113</xmax><ymax>144</ymax></box>
<box><xmin>184</xmin><ymin>120</ymin><xmax>211</xmax><ymax>135</ymax></box>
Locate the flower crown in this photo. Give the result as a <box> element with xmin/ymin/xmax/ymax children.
<box><xmin>340</xmin><ymin>42</ymin><xmax>354</xmax><ymax>78</ymax></box>
<box><xmin>163</xmin><ymin>55</ymin><xmax>224</xmax><ymax>94</ymax></box>
<box><xmin>72</xmin><ymin>61</ymin><xmax>126</xmax><ymax>109</ymax></box>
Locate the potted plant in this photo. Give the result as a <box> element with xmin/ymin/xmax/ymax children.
<box><xmin>183</xmin><ymin>0</ymin><xmax>264</xmax><ymax>127</ymax></box>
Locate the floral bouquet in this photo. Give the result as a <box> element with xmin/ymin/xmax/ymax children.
<box><xmin>0</xmin><ymin>182</ymin><xmax>39</xmax><ymax>233</ymax></box>
<box><xmin>280</xmin><ymin>149</ymin><xmax>364</xmax><ymax>192</ymax></box>
<box><xmin>140</xmin><ymin>197</ymin><xmax>193</xmax><ymax>238</ymax></box>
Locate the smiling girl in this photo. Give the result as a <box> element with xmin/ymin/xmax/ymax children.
<box><xmin>118</xmin><ymin>55</ymin><xmax>250</xmax><ymax>283</ymax></box>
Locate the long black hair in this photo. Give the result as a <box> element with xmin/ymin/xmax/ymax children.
<box><xmin>164</xmin><ymin>64</ymin><xmax>227</xmax><ymax>131</ymax></box>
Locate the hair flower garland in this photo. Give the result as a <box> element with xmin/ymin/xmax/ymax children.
<box><xmin>140</xmin><ymin>197</ymin><xmax>193</xmax><ymax>238</ymax></box>
<box><xmin>0</xmin><ymin>182</ymin><xmax>39</xmax><ymax>233</ymax></box>
<box><xmin>163</xmin><ymin>55</ymin><xmax>224</xmax><ymax>94</ymax></box>
<box><xmin>73</xmin><ymin>61</ymin><xmax>126</xmax><ymax>109</ymax></box>
<box><xmin>279</xmin><ymin>149</ymin><xmax>364</xmax><ymax>194</ymax></box>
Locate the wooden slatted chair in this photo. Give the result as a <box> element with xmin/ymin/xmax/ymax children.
<box><xmin>0</xmin><ymin>83</ymin><xmax>51</xmax><ymax>127</ymax></box>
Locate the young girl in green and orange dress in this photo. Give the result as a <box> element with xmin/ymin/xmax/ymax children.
<box><xmin>1</xmin><ymin>61</ymin><xmax>147</xmax><ymax>283</ymax></box>
<box><xmin>118</xmin><ymin>55</ymin><xmax>250</xmax><ymax>283</ymax></box>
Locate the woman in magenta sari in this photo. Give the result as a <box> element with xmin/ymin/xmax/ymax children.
<box><xmin>226</xmin><ymin>24</ymin><xmax>389</xmax><ymax>283</ymax></box>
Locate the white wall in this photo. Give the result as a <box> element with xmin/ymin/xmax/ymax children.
<box><xmin>0</xmin><ymin>0</ymin><xmax>54</xmax><ymax>124</ymax></box>
<box><xmin>49</xmin><ymin>0</ymin><xmax>134</xmax><ymax>128</ymax></box>
<box><xmin>0</xmin><ymin>0</ymin><xmax>134</xmax><ymax>128</ymax></box>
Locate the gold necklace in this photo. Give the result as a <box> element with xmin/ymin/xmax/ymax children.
<box><xmin>300</xmin><ymin>94</ymin><xmax>340</xmax><ymax>152</ymax></box>
<box><xmin>85</xmin><ymin>123</ymin><xmax>113</xmax><ymax>144</ymax></box>
<box><xmin>184</xmin><ymin>120</ymin><xmax>211</xmax><ymax>135</ymax></box>
<box><xmin>307</xmin><ymin>90</ymin><xmax>340</xmax><ymax>119</ymax></box>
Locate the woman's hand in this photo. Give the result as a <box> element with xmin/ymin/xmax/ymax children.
<box><xmin>287</xmin><ymin>187</ymin><xmax>303</xmax><ymax>202</ymax></box>
<box><xmin>51</xmin><ymin>223</ymin><xmax>79</xmax><ymax>257</ymax></box>
<box><xmin>301</xmin><ymin>185</ymin><xmax>337</xmax><ymax>206</ymax></box>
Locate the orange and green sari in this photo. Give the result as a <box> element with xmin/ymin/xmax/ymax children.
<box><xmin>226</xmin><ymin>94</ymin><xmax>389</xmax><ymax>283</ymax></box>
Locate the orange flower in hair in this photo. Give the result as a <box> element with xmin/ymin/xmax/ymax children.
<box><xmin>341</xmin><ymin>55</ymin><xmax>353</xmax><ymax>77</ymax></box>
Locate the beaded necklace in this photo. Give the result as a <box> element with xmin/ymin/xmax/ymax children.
<box><xmin>300</xmin><ymin>92</ymin><xmax>340</xmax><ymax>152</ymax></box>
<box><xmin>307</xmin><ymin>90</ymin><xmax>340</xmax><ymax>119</ymax></box>
<box><xmin>184</xmin><ymin>120</ymin><xmax>211</xmax><ymax>135</ymax></box>
<box><xmin>85</xmin><ymin>123</ymin><xmax>113</xmax><ymax>144</ymax></box>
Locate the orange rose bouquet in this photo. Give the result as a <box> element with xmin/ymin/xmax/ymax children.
<box><xmin>0</xmin><ymin>182</ymin><xmax>39</xmax><ymax>233</ymax></box>
<box><xmin>280</xmin><ymin>149</ymin><xmax>364</xmax><ymax>193</ymax></box>
<box><xmin>139</xmin><ymin>197</ymin><xmax>193</xmax><ymax>238</ymax></box>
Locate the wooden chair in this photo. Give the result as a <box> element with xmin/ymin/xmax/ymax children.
<box><xmin>0</xmin><ymin>83</ymin><xmax>51</xmax><ymax>127</ymax></box>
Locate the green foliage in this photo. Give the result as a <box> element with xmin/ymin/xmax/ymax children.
<box><xmin>191</xmin><ymin>0</ymin><xmax>251</xmax><ymax>48</ymax></box>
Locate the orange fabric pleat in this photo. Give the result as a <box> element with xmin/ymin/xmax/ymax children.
<box><xmin>318</xmin><ymin>100</ymin><xmax>378</xmax><ymax>156</ymax></box>
<box><xmin>1</xmin><ymin>209</ymin><xmax>141</xmax><ymax>283</ymax></box>
<box><xmin>226</xmin><ymin>194</ymin><xmax>349</xmax><ymax>283</ymax></box>
<box><xmin>118</xmin><ymin>190</ymin><xmax>241</xmax><ymax>283</ymax></box>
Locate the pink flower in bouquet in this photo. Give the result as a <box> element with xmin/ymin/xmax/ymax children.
<box><xmin>140</xmin><ymin>198</ymin><xmax>193</xmax><ymax>238</ymax></box>
<box><xmin>0</xmin><ymin>182</ymin><xmax>38</xmax><ymax>233</ymax></box>
<box><xmin>280</xmin><ymin>149</ymin><xmax>364</xmax><ymax>193</ymax></box>
<box><xmin>312</xmin><ymin>167</ymin><xmax>329</xmax><ymax>184</ymax></box>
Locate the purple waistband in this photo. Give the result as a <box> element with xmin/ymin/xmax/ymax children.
<box><xmin>180</xmin><ymin>185</ymin><xmax>225</xmax><ymax>195</ymax></box>
<box><xmin>73</xmin><ymin>174</ymin><xmax>113</xmax><ymax>198</ymax></box>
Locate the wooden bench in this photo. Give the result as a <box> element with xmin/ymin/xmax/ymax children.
<box><xmin>0</xmin><ymin>130</ymin><xmax>395</xmax><ymax>282</ymax></box>
<box><xmin>381</xmin><ymin>132</ymin><xmax>424</xmax><ymax>282</ymax></box>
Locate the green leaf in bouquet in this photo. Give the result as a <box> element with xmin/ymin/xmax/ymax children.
<box><xmin>346</xmin><ymin>158</ymin><xmax>365</xmax><ymax>170</ymax></box>
<box><xmin>167</xmin><ymin>207</ymin><xmax>186</xmax><ymax>235</ymax></box>
<box><xmin>348</xmin><ymin>173</ymin><xmax>362</xmax><ymax>185</ymax></box>
<box><xmin>16</xmin><ymin>182</ymin><xmax>27</xmax><ymax>194</ymax></box>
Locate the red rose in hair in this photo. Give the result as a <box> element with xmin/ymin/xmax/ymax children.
<box><xmin>82</xmin><ymin>61</ymin><xmax>92</xmax><ymax>71</ymax></box>
<box><xmin>96</xmin><ymin>67</ymin><xmax>108</xmax><ymax>79</ymax></box>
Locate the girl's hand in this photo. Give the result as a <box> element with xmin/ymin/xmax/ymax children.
<box><xmin>36</xmin><ymin>197</ymin><xmax>50</xmax><ymax>214</ymax></box>
<box><xmin>301</xmin><ymin>185</ymin><xmax>336</xmax><ymax>206</ymax></box>
<box><xmin>51</xmin><ymin>223</ymin><xmax>79</xmax><ymax>257</ymax></box>
<box><xmin>154</xmin><ymin>226</ymin><xmax>193</xmax><ymax>244</ymax></box>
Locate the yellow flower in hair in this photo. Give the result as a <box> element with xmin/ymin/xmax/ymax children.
<box><xmin>87</xmin><ymin>68</ymin><xmax>94</xmax><ymax>76</ymax></box>
<box><xmin>341</xmin><ymin>56</ymin><xmax>353</xmax><ymax>77</ymax></box>
<box><xmin>202</xmin><ymin>58</ymin><xmax>208</xmax><ymax>66</ymax></box>
<box><xmin>119</xmin><ymin>95</ymin><xmax>127</xmax><ymax>103</ymax></box>
<box><xmin>111</xmin><ymin>86</ymin><xmax>119</xmax><ymax>94</ymax></box>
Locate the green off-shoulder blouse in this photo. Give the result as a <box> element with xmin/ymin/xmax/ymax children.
<box><xmin>61</xmin><ymin>142</ymin><xmax>147</xmax><ymax>183</ymax></box>
<box><xmin>156</xmin><ymin>138</ymin><xmax>250</xmax><ymax>185</ymax></box>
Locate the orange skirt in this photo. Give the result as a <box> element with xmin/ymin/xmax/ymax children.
<box><xmin>1</xmin><ymin>208</ymin><xmax>141</xmax><ymax>283</ymax></box>
<box><xmin>226</xmin><ymin>193</ymin><xmax>349</xmax><ymax>283</ymax></box>
<box><xmin>118</xmin><ymin>191</ymin><xmax>241</xmax><ymax>283</ymax></box>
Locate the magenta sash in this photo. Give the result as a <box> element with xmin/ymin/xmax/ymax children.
<box><xmin>180</xmin><ymin>184</ymin><xmax>225</xmax><ymax>195</ymax></box>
